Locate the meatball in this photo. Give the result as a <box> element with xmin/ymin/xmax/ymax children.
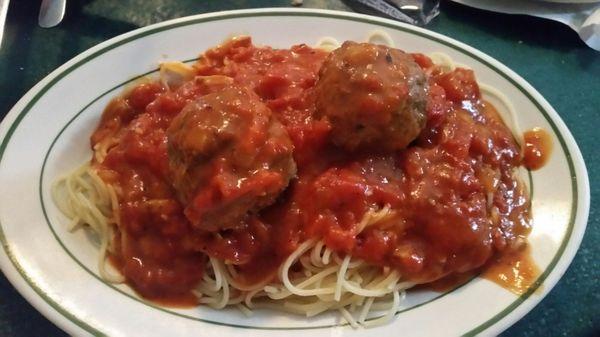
<box><xmin>314</xmin><ymin>41</ymin><xmax>428</xmax><ymax>151</ymax></box>
<box><xmin>167</xmin><ymin>84</ymin><xmax>296</xmax><ymax>232</ymax></box>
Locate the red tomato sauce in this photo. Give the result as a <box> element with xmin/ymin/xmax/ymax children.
<box><xmin>482</xmin><ymin>242</ymin><xmax>540</xmax><ymax>295</ymax></box>
<box><xmin>523</xmin><ymin>127</ymin><xmax>552</xmax><ymax>170</ymax></box>
<box><xmin>90</xmin><ymin>37</ymin><xmax>535</xmax><ymax>303</ymax></box>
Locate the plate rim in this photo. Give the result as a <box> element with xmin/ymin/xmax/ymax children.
<box><xmin>0</xmin><ymin>7</ymin><xmax>590</xmax><ymax>337</ymax></box>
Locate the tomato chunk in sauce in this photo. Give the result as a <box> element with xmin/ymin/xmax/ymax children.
<box><xmin>90</xmin><ymin>37</ymin><xmax>534</xmax><ymax>303</ymax></box>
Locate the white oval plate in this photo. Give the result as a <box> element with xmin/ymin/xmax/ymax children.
<box><xmin>0</xmin><ymin>8</ymin><xmax>590</xmax><ymax>337</ymax></box>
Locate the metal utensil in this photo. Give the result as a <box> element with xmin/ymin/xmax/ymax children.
<box><xmin>38</xmin><ymin>0</ymin><xmax>66</xmax><ymax>28</ymax></box>
<box><xmin>0</xmin><ymin>0</ymin><xmax>9</xmax><ymax>49</ymax></box>
<box><xmin>346</xmin><ymin>0</ymin><xmax>440</xmax><ymax>26</ymax></box>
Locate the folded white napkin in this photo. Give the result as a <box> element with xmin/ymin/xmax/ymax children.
<box><xmin>451</xmin><ymin>0</ymin><xmax>600</xmax><ymax>51</ymax></box>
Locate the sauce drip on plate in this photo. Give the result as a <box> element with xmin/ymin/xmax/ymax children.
<box><xmin>483</xmin><ymin>243</ymin><xmax>540</xmax><ymax>295</ymax></box>
<box><xmin>523</xmin><ymin>127</ymin><xmax>552</xmax><ymax>170</ymax></box>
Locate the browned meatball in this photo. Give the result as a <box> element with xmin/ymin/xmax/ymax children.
<box><xmin>314</xmin><ymin>41</ymin><xmax>428</xmax><ymax>152</ymax></box>
<box><xmin>167</xmin><ymin>83</ymin><xmax>296</xmax><ymax>232</ymax></box>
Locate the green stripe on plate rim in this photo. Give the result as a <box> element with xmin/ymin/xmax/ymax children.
<box><xmin>0</xmin><ymin>9</ymin><xmax>577</xmax><ymax>336</ymax></box>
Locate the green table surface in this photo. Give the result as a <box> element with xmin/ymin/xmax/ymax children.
<box><xmin>0</xmin><ymin>1</ymin><xmax>597</xmax><ymax>336</ymax></box>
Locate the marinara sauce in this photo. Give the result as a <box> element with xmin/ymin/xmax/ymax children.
<box><xmin>523</xmin><ymin>127</ymin><xmax>553</xmax><ymax>170</ymax></box>
<box><xmin>91</xmin><ymin>37</ymin><xmax>540</xmax><ymax>303</ymax></box>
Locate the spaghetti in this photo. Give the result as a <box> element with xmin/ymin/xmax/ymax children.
<box><xmin>52</xmin><ymin>32</ymin><xmax>533</xmax><ymax>328</ymax></box>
